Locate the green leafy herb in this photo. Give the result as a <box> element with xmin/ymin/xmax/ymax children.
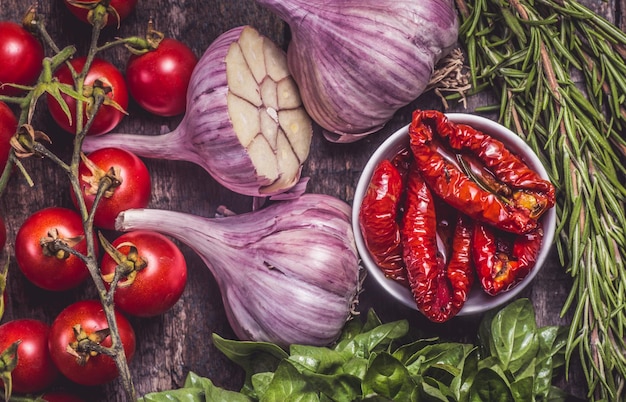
<box><xmin>138</xmin><ymin>371</ymin><xmax>253</xmax><ymax>402</ymax></box>
<box><xmin>139</xmin><ymin>299</ymin><xmax>574</xmax><ymax>402</ymax></box>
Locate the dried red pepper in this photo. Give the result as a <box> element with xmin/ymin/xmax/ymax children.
<box><xmin>473</xmin><ymin>221</ymin><xmax>544</xmax><ymax>295</ymax></box>
<box><xmin>359</xmin><ymin>159</ymin><xmax>407</xmax><ymax>284</ymax></box>
<box><xmin>408</xmin><ymin>110</ymin><xmax>555</xmax><ymax>235</ymax></box>
<box><xmin>402</xmin><ymin>166</ymin><xmax>474</xmax><ymax>323</ymax></box>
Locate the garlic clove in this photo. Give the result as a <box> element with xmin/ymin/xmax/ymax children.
<box><xmin>260</xmin><ymin>77</ymin><xmax>279</xmax><ymax>111</ymax></box>
<box><xmin>226</xmin><ymin>42</ymin><xmax>263</xmax><ymax>107</ymax></box>
<box><xmin>263</xmin><ymin>36</ymin><xmax>290</xmax><ymax>82</ymax></box>
<box><xmin>276</xmin><ymin>77</ymin><xmax>302</xmax><ymax>109</ymax></box>
<box><xmin>278</xmin><ymin>108</ymin><xmax>313</xmax><ymax>162</ymax></box>
<box><xmin>238</xmin><ymin>25</ymin><xmax>268</xmax><ymax>84</ymax></box>
<box><xmin>247</xmin><ymin>134</ymin><xmax>280</xmax><ymax>188</ymax></box>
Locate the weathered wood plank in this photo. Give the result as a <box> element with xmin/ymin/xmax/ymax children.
<box><xmin>0</xmin><ymin>0</ymin><xmax>619</xmax><ymax>399</ymax></box>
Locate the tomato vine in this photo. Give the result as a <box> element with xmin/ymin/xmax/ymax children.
<box><xmin>0</xmin><ymin>2</ymin><xmax>168</xmax><ymax>399</ymax></box>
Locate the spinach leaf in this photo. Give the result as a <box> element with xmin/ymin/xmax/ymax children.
<box><xmin>288</xmin><ymin>344</ymin><xmax>349</xmax><ymax>373</ymax></box>
<box><xmin>485</xmin><ymin>298</ymin><xmax>539</xmax><ymax>375</ymax></box>
<box><xmin>212</xmin><ymin>333</ymin><xmax>288</xmax><ymax>373</ymax></box>
<box><xmin>335</xmin><ymin>310</ymin><xmax>384</xmax><ymax>346</ymax></box>
<box><xmin>212</xmin><ymin>333</ymin><xmax>288</xmax><ymax>396</ymax></box>
<box><xmin>421</xmin><ymin>376</ymin><xmax>455</xmax><ymax>401</ymax></box>
<box><xmin>139</xmin><ymin>372</ymin><xmax>253</xmax><ymax>402</ymax></box>
<box><xmin>259</xmin><ymin>361</ymin><xmax>319</xmax><ymax>402</ymax></box>
<box><xmin>534</xmin><ymin>325</ymin><xmax>568</xmax><ymax>399</ymax></box>
<box><xmin>469</xmin><ymin>367</ymin><xmax>513</xmax><ymax>402</ymax></box>
<box><xmin>391</xmin><ymin>337</ymin><xmax>440</xmax><ymax>365</ymax></box>
<box><xmin>251</xmin><ymin>372</ymin><xmax>274</xmax><ymax>397</ymax></box>
<box><xmin>361</xmin><ymin>308</ymin><xmax>384</xmax><ymax>333</ymax></box>
<box><xmin>454</xmin><ymin>347</ymin><xmax>479</xmax><ymax>402</ymax></box>
<box><xmin>333</xmin><ymin>319</ymin><xmax>408</xmax><ymax>358</ymax></box>
<box><xmin>139</xmin><ymin>388</ymin><xmax>205</xmax><ymax>402</ymax></box>
<box><xmin>285</xmin><ymin>359</ymin><xmax>362</xmax><ymax>402</ymax></box>
<box><xmin>510</xmin><ymin>375</ymin><xmax>534</xmax><ymax>402</ymax></box>
<box><xmin>257</xmin><ymin>359</ymin><xmax>360</xmax><ymax>402</ymax></box>
<box><xmin>362</xmin><ymin>351</ymin><xmax>418</xmax><ymax>401</ymax></box>
<box><xmin>340</xmin><ymin>355</ymin><xmax>370</xmax><ymax>379</ymax></box>
<box><xmin>405</xmin><ymin>343</ymin><xmax>471</xmax><ymax>373</ymax></box>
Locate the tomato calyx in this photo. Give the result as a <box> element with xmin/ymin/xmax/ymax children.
<box><xmin>80</xmin><ymin>152</ymin><xmax>122</xmax><ymax>197</ymax></box>
<box><xmin>65</xmin><ymin>0</ymin><xmax>121</xmax><ymax>28</ymax></box>
<box><xmin>124</xmin><ymin>19</ymin><xmax>165</xmax><ymax>55</ymax></box>
<box><xmin>10</xmin><ymin>124</ymin><xmax>51</xmax><ymax>159</ymax></box>
<box><xmin>20</xmin><ymin>4</ymin><xmax>39</xmax><ymax>32</ymax></box>
<box><xmin>40</xmin><ymin>228</ymin><xmax>85</xmax><ymax>260</ymax></box>
<box><xmin>0</xmin><ymin>340</ymin><xmax>20</xmax><ymax>400</ymax></box>
<box><xmin>84</xmin><ymin>78</ymin><xmax>128</xmax><ymax>123</ymax></box>
<box><xmin>66</xmin><ymin>324</ymin><xmax>111</xmax><ymax>366</ymax></box>
<box><xmin>100</xmin><ymin>233</ymin><xmax>147</xmax><ymax>287</ymax></box>
<box><xmin>0</xmin><ymin>340</ymin><xmax>20</xmax><ymax>372</ymax></box>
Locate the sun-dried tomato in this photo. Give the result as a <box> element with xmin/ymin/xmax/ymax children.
<box><xmin>473</xmin><ymin>221</ymin><xmax>544</xmax><ymax>295</ymax></box>
<box><xmin>401</xmin><ymin>166</ymin><xmax>474</xmax><ymax>322</ymax></box>
<box><xmin>408</xmin><ymin>110</ymin><xmax>555</xmax><ymax>235</ymax></box>
<box><xmin>390</xmin><ymin>147</ymin><xmax>412</xmax><ymax>178</ymax></box>
<box><xmin>359</xmin><ymin>159</ymin><xmax>407</xmax><ymax>284</ymax></box>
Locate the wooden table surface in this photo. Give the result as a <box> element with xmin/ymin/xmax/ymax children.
<box><xmin>0</xmin><ymin>0</ymin><xmax>622</xmax><ymax>400</ymax></box>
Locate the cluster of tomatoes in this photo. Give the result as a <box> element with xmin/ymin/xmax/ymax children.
<box><xmin>0</xmin><ymin>0</ymin><xmax>199</xmax><ymax>399</ymax></box>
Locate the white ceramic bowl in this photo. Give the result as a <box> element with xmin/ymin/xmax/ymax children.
<box><xmin>352</xmin><ymin>113</ymin><xmax>557</xmax><ymax>316</ymax></box>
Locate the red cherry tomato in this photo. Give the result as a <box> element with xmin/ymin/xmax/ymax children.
<box><xmin>63</xmin><ymin>0</ymin><xmax>138</xmax><ymax>27</ymax></box>
<box><xmin>126</xmin><ymin>38</ymin><xmax>198</xmax><ymax>116</ymax></box>
<box><xmin>0</xmin><ymin>319</ymin><xmax>59</xmax><ymax>394</ymax></box>
<box><xmin>101</xmin><ymin>230</ymin><xmax>188</xmax><ymax>317</ymax></box>
<box><xmin>15</xmin><ymin>207</ymin><xmax>95</xmax><ymax>291</ymax></box>
<box><xmin>71</xmin><ymin>147</ymin><xmax>151</xmax><ymax>230</ymax></box>
<box><xmin>47</xmin><ymin>57</ymin><xmax>128</xmax><ymax>136</ymax></box>
<box><xmin>48</xmin><ymin>300</ymin><xmax>136</xmax><ymax>386</ymax></box>
<box><xmin>0</xmin><ymin>21</ymin><xmax>44</xmax><ymax>96</ymax></box>
<box><xmin>0</xmin><ymin>101</ymin><xmax>18</xmax><ymax>172</ymax></box>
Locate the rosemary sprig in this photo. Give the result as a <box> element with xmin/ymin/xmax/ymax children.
<box><xmin>455</xmin><ymin>0</ymin><xmax>626</xmax><ymax>400</ymax></box>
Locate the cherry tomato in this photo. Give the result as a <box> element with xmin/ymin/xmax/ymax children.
<box><xmin>15</xmin><ymin>207</ymin><xmax>95</xmax><ymax>291</ymax></box>
<box><xmin>47</xmin><ymin>57</ymin><xmax>128</xmax><ymax>136</ymax></box>
<box><xmin>71</xmin><ymin>147</ymin><xmax>151</xmax><ymax>230</ymax></box>
<box><xmin>0</xmin><ymin>22</ymin><xmax>44</xmax><ymax>96</ymax></box>
<box><xmin>48</xmin><ymin>300</ymin><xmax>136</xmax><ymax>386</ymax></box>
<box><xmin>126</xmin><ymin>38</ymin><xmax>198</xmax><ymax>116</ymax></box>
<box><xmin>0</xmin><ymin>101</ymin><xmax>18</xmax><ymax>172</ymax></box>
<box><xmin>63</xmin><ymin>0</ymin><xmax>138</xmax><ymax>27</ymax></box>
<box><xmin>0</xmin><ymin>319</ymin><xmax>59</xmax><ymax>394</ymax></box>
<box><xmin>101</xmin><ymin>230</ymin><xmax>188</xmax><ymax>317</ymax></box>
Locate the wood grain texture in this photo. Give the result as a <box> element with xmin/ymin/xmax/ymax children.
<box><xmin>0</xmin><ymin>0</ymin><xmax>618</xmax><ymax>400</ymax></box>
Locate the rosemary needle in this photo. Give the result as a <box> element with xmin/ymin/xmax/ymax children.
<box><xmin>455</xmin><ymin>0</ymin><xmax>626</xmax><ymax>400</ymax></box>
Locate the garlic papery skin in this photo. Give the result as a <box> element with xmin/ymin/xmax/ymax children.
<box><xmin>82</xmin><ymin>25</ymin><xmax>313</xmax><ymax>198</ymax></box>
<box><xmin>116</xmin><ymin>194</ymin><xmax>360</xmax><ymax>347</ymax></box>
<box><xmin>255</xmin><ymin>0</ymin><xmax>459</xmax><ymax>142</ymax></box>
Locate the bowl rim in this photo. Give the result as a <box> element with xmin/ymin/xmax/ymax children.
<box><xmin>352</xmin><ymin>112</ymin><xmax>557</xmax><ymax>316</ymax></box>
